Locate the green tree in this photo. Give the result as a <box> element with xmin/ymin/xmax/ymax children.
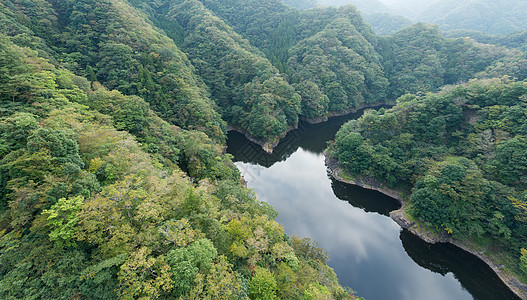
<box><xmin>43</xmin><ymin>195</ymin><xmax>84</xmax><ymax>246</ymax></box>
<box><xmin>167</xmin><ymin>238</ymin><xmax>218</xmax><ymax>297</ymax></box>
<box><xmin>248</xmin><ymin>267</ymin><xmax>278</xmax><ymax>300</ymax></box>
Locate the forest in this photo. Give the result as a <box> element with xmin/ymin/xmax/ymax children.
<box><xmin>2</xmin><ymin>0</ymin><xmax>523</xmax><ymax>149</ymax></box>
<box><xmin>328</xmin><ymin>78</ymin><xmax>527</xmax><ymax>284</ymax></box>
<box><xmin>0</xmin><ymin>0</ymin><xmax>526</xmax><ymax>298</ymax></box>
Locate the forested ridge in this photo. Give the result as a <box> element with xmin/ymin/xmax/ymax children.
<box><xmin>1</xmin><ymin>0</ymin><xmax>527</xmax><ymax>298</ymax></box>
<box><xmin>0</xmin><ymin>23</ymin><xmax>352</xmax><ymax>300</ymax></box>
<box><xmin>328</xmin><ymin>78</ymin><xmax>527</xmax><ymax>288</ymax></box>
<box><xmin>1</xmin><ymin>0</ymin><xmax>523</xmax><ymax>150</ymax></box>
<box><xmin>415</xmin><ymin>0</ymin><xmax>527</xmax><ymax>35</ymax></box>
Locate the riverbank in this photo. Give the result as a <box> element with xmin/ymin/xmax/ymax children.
<box><xmin>226</xmin><ymin>124</ymin><xmax>295</xmax><ymax>154</ymax></box>
<box><xmin>227</xmin><ymin>102</ymin><xmax>393</xmax><ymax>153</ymax></box>
<box><xmin>324</xmin><ymin>153</ymin><xmax>527</xmax><ymax>300</ymax></box>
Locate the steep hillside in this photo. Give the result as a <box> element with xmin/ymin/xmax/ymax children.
<box><xmin>378</xmin><ymin>23</ymin><xmax>525</xmax><ymax>98</ymax></box>
<box><xmin>193</xmin><ymin>0</ymin><xmax>390</xmax><ymax>117</ymax></box>
<box><xmin>158</xmin><ymin>0</ymin><xmax>301</xmax><ymax>149</ymax></box>
<box><xmin>417</xmin><ymin>0</ymin><xmax>527</xmax><ymax>35</ymax></box>
<box><xmin>138</xmin><ymin>0</ymin><xmax>391</xmax><ymax>145</ymax></box>
<box><xmin>200</xmin><ymin>0</ymin><xmax>378</xmax><ymax>64</ymax></box>
<box><xmin>0</xmin><ymin>0</ymin><xmax>226</xmax><ymax>142</ymax></box>
<box><xmin>287</xmin><ymin>17</ymin><xmax>389</xmax><ymax>118</ymax></box>
<box><xmin>327</xmin><ymin>78</ymin><xmax>527</xmax><ymax>295</ymax></box>
<box><xmin>0</xmin><ymin>30</ymin><xmax>353</xmax><ymax>299</ymax></box>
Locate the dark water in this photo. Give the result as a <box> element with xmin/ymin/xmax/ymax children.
<box><xmin>227</xmin><ymin>111</ymin><xmax>519</xmax><ymax>300</ymax></box>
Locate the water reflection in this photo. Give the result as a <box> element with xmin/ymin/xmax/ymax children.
<box><xmin>234</xmin><ymin>150</ymin><xmax>473</xmax><ymax>300</ymax></box>
<box><xmin>330</xmin><ymin>179</ymin><xmax>400</xmax><ymax>216</ymax></box>
<box><xmin>227</xmin><ymin>112</ymin><xmax>519</xmax><ymax>300</ymax></box>
<box><xmin>401</xmin><ymin>231</ymin><xmax>519</xmax><ymax>300</ymax></box>
<box><xmin>227</xmin><ymin>110</ymin><xmax>367</xmax><ymax>167</ymax></box>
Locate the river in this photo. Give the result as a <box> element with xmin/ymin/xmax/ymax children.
<box><xmin>226</xmin><ymin>110</ymin><xmax>519</xmax><ymax>300</ymax></box>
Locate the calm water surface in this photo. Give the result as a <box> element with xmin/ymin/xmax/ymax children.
<box><xmin>227</xmin><ymin>111</ymin><xmax>519</xmax><ymax>300</ymax></box>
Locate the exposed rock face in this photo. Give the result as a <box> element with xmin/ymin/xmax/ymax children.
<box><xmin>389</xmin><ymin>209</ymin><xmax>414</xmax><ymax>229</ymax></box>
<box><xmin>390</xmin><ymin>209</ymin><xmax>453</xmax><ymax>244</ymax></box>
<box><xmin>511</xmin><ymin>279</ymin><xmax>527</xmax><ymax>292</ymax></box>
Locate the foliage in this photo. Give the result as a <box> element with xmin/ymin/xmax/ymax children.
<box><xmin>0</xmin><ymin>30</ymin><xmax>348</xmax><ymax>299</ymax></box>
<box><xmin>2</xmin><ymin>0</ymin><xmax>526</xmax><ymax>297</ymax></box>
<box><xmin>167</xmin><ymin>238</ymin><xmax>218</xmax><ymax>297</ymax></box>
<box><xmin>363</xmin><ymin>13</ymin><xmax>412</xmax><ymax>36</ymax></box>
<box><xmin>0</xmin><ymin>0</ymin><xmax>226</xmax><ymax>142</ymax></box>
<box><xmin>444</xmin><ymin>30</ymin><xmax>527</xmax><ymax>53</ymax></box>
<box><xmin>42</xmin><ymin>195</ymin><xmax>84</xmax><ymax>246</ymax></box>
<box><xmin>282</xmin><ymin>0</ymin><xmax>318</xmax><ymax>10</ymax></box>
<box><xmin>287</xmin><ymin>17</ymin><xmax>388</xmax><ymax>116</ymax></box>
<box><xmin>329</xmin><ymin>78</ymin><xmax>527</xmax><ymax>278</ymax></box>
<box><xmin>378</xmin><ymin>23</ymin><xmax>524</xmax><ymax>99</ymax></box>
<box><xmin>248</xmin><ymin>267</ymin><xmax>278</xmax><ymax>300</ymax></box>
<box><xmin>417</xmin><ymin>0</ymin><xmax>527</xmax><ymax>35</ymax></box>
<box><xmin>520</xmin><ymin>248</ymin><xmax>527</xmax><ymax>275</ymax></box>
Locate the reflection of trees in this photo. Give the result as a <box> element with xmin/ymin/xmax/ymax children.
<box><xmin>227</xmin><ymin>109</ymin><xmax>372</xmax><ymax>168</ymax></box>
<box><xmin>330</xmin><ymin>179</ymin><xmax>400</xmax><ymax>216</ymax></box>
<box><xmin>400</xmin><ymin>230</ymin><xmax>519</xmax><ymax>300</ymax></box>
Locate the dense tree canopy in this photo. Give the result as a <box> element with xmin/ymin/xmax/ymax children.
<box><xmin>2</xmin><ymin>0</ymin><xmax>518</xmax><ymax>148</ymax></box>
<box><xmin>0</xmin><ymin>0</ymin><xmax>226</xmax><ymax>142</ymax></box>
<box><xmin>416</xmin><ymin>0</ymin><xmax>527</xmax><ymax>35</ymax></box>
<box><xmin>0</xmin><ymin>31</ymin><xmax>352</xmax><ymax>299</ymax></box>
<box><xmin>329</xmin><ymin>78</ymin><xmax>527</xmax><ymax>277</ymax></box>
<box><xmin>1</xmin><ymin>0</ymin><xmax>527</xmax><ymax>297</ymax></box>
<box><xmin>378</xmin><ymin>23</ymin><xmax>525</xmax><ymax>99</ymax></box>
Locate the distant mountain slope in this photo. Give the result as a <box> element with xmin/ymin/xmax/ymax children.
<box><xmin>195</xmin><ymin>0</ymin><xmax>389</xmax><ymax>119</ymax></box>
<box><xmin>444</xmin><ymin>30</ymin><xmax>527</xmax><ymax>52</ymax></box>
<box><xmin>282</xmin><ymin>0</ymin><xmax>392</xmax><ymax>16</ymax></box>
<box><xmin>378</xmin><ymin>23</ymin><xmax>524</xmax><ymax>98</ymax></box>
<box><xmin>363</xmin><ymin>13</ymin><xmax>412</xmax><ymax>36</ymax></box>
<box><xmin>382</xmin><ymin>0</ymin><xmax>439</xmax><ymax>20</ymax></box>
<box><xmin>282</xmin><ymin>0</ymin><xmax>318</xmax><ymax>10</ymax></box>
<box><xmin>200</xmin><ymin>0</ymin><xmax>378</xmax><ymax>67</ymax></box>
<box><xmin>417</xmin><ymin>0</ymin><xmax>527</xmax><ymax>35</ymax></box>
<box><xmin>199</xmin><ymin>0</ymin><xmax>525</xmax><ymax>102</ymax></box>
<box><xmin>1</xmin><ymin>0</ymin><xmax>524</xmax><ymax>149</ymax></box>
<box><xmin>162</xmin><ymin>0</ymin><xmax>301</xmax><ymax>146</ymax></box>
<box><xmin>317</xmin><ymin>0</ymin><xmax>390</xmax><ymax>14</ymax></box>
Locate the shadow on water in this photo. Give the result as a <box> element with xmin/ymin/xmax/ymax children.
<box><xmin>331</xmin><ymin>177</ymin><xmax>519</xmax><ymax>299</ymax></box>
<box><xmin>227</xmin><ymin>109</ymin><xmax>370</xmax><ymax>167</ymax></box>
<box><xmin>330</xmin><ymin>178</ymin><xmax>400</xmax><ymax>216</ymax></box>
<box><xmin>227</xmin><ymin>107</ymin><xmax>521</xmax><ymax>300</ymax></box>
<box><xmin>401</xmin><ymin>230</ymin><xmax>521</xmax><ymax>300</ymax></box>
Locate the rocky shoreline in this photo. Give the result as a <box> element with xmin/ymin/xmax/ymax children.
<box><xmin>228</xmin><ymin>102</ymin><xmax>392</xmax><ymax>153</ymax></box>
<box><xmin>324</xmin><ymin>153</ymin><xmax>527</xmax><ymax>300</ymax></box>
